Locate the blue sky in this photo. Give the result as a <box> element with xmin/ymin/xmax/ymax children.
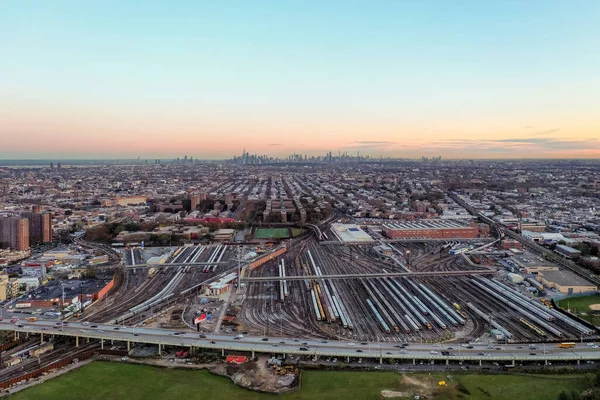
<box><xmin>1</xmin><ymin>1</ymin><xmax>599</xmax><ymax>158</ymax></box>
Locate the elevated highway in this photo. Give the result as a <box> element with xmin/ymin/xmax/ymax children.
<box><xmin>2</xmin><ymin>320</ymin><xmax>599</xmax><ymax>365</ymax></box>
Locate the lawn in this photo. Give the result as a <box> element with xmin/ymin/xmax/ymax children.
<box><xmin>451</xmin><ymin>373</ymin><xmax>591</xmax><ymax>400</ymax></box>
<box><xmin>556</xmin><ymin>294</ymin><xmax>600</xmax><ymax>325</ymax></box>
<box><xmin>8</xmin><ymin>363</ymin><xmax>594</xmax><ymax>400</ymax></box>
<box><xmin>254</xmin><ymin>228</ymin><xmax>290</xmax><ymax>239</ymax></box>
<box><xmin>556</xmin><ymin>294</ymin><xmax>600</xmax><ymax>311</ymax></box>
<box><xmin>290</xmin><ymin>228</ymin><xmax>306</xmax><ymax>237</ymax></box>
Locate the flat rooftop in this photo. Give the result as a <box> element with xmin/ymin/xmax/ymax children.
<box><xmin>512</xmin><ymin>252</ymin><xmax>549</xmax><ymax>268</ymax></box>
<box><xmin>330</xmin><ymin>223</ymin><xmax>374</xmax><ymax>243</ymax></box>
<box><xmin>540</xmin><ymin>269</ymin><xmax>597</xmax><ymax>288</ymax></box>
<box><xmin>382</xmin><ymin>220</ymin><xmax>471</xmax><ymax>231</ymax></box>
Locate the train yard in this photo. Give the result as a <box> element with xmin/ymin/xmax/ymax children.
<box><xmin>77</xmin><ymin>245</ymin><xmax>235</xmax><ymax>324</ymax></box>
<box><xmin>239</xmin><ymin>240</ymin><xmax>598</xmax><ymax>344</ymax></box>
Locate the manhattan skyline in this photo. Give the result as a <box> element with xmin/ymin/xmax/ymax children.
<box><xmin>1</xmin><ymin>1</ymin><xmax>599</xmax><ymax>160</ymax></box>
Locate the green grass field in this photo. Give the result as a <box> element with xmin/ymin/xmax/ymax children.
<box><xmin>556</xmin><ymin>294</ymin><xmax>600</xmax><ymax>324</ymax></box>
<box><xmin>254</xmin><ymin>228</ymin><xmax>290</xmax><ymax>239</ymax></box>
<box><xmin>8</xmin><ymin>362</ymin><xmax>593</xmax><ymax>400</ymax></box>
<box><xmin>556</xmin><ymin>294</ymin><xmax>600</xmax><ymax>311</ymax></box>
<box><xmin>290</xmin><ymin>228</ymin><xmax>306</xmax><ymax>237</ymax></box>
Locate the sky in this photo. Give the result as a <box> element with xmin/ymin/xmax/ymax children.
<box><xmin>1</xmin><ymin>1</ymin><xmax>599</xmax><ymax>160</ymax></box>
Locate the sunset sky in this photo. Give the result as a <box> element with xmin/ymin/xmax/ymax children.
<box><xmin>1</xmin><ymin>1</ymin><xmax>599</xmax><ymax>159</ymax></box>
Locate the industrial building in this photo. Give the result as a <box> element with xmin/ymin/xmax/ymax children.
<box><xmin>555</xmin><ymin>244</ymin><xmax>582</xmax><ymax>259</ymax></box>
<box><xmin>330</xmin><ymin>224</ymin><xmax>374</xmax><ymax>243</ymax></box>
<box><xmin>203</xmin><ymin>272</ymin><xmax>237</xmax><ymax>296</ymax></box>
<box><xmin>112</xmin><ymin>196</ymin><xmax>147</xmax><ymax>206</ymax></box>
<box><xmin>536</xmin><ymin>270</ymin><xmax>597</xmax><ymax>294</ymax></box>
<box><xmin>381</xmin><ymin>220</ymin><xmax>479</xmax><ymax>239</ymax></box>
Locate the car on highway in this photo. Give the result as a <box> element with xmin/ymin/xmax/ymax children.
<box><xmin>320</xmin><ymin>340</ymin><xmax>327</xmax><ymax>344</ymax></box>
<box><xmin>234</xmin><ymin>335</ymin><xmax>243</xmax><ymax>339</ymax></box>
<box><xmin>356</xmin><ymin>349</ymin><xmax>363</xmax><ymax>353</ymax></box>
<box><xmin>91</xmin><ymin>325</ymin><xmax>98</xmax><ymax>328</ymax></box>
<box><xmin>361</xmin><ymin>342</ymin><xmax>368</xmax><ymax>345</ymax></box>
<box><xmin>430</xmin><ymin>351</ymin><xmax>439</xmax><ymax>355</ymax></box>
<box><xmin>347</xmin><ymin>342</ymin><xmax>355</xmax><ymax>346</ymax></box>
<box><xmin>385</xmin><ymin>352</ymin><xmax>392</xmax><ymax>355</ymax></box>
<box><xmin>299</xmin><ymin>347</ymin><xmax>308</xmax><ymax>351</ymax></box>
<box><xmin>210</xmin><ymin>341</ymin><xmax>216</xmax><ymax>344</ymax></box>
<box><xmin>83</xmin><ymin>322</ymin><xmax>89</xmax><ymax>326</ymax></box>
<box><xmin>399</xmin><ymin>350</ymin><xmax>408</xmax><ymax>354</ymax></box>
<box><xmin>530</xmin><ymin>352</ymin><xmax>537</xmax><ymax>355</ymax></box>
<box><xmin>133</xmin><ymin>333</ymin><xmax>139</xmax><ymax>337</ymax></box>
<box><xmin>199</xmin><ymin>334</ymin><xmax>206</xmax><ymax>338</ymax></box>
<box><xmin>261</xmin><ymin>338</ymin><xmax>268</xmax><ymax>341</ymax></box>
<box><xmin>272</xmin><ymin>344</ymin><xmax>279</xmax><ymax>347</ymax></box>
<box><xmin>114</xmin><ymin>327</ymin><xmax>120</xmax><ymax>330</ymax></box>
<box><xmin>279</xmin><ymin>341</ymin><xmax>285</xmax><ymax>344</ymax></box>
<box><xmin>477</xmin><ymin>352</ymin><xmax>485</xmax><ymax>356</ymax></box>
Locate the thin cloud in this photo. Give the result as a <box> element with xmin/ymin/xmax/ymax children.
<box><xmin>268</xmin><ymin>143</ymin><xmax>281</xmax><ymax>146</ymax></box>
<box><xmin>353</xmin><ymin>140</ymin><xmax>396</xmax><ymax>145</ymax></box>
<box><xmin>531</xmin><ymin>128</ymin><xmax>560</xmax><ymax>136</ymax></box>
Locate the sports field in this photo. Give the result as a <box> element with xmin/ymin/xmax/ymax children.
<box><xmin>556</xmin><ymin>294</ymin><xmax>600</xmax><ymax>311</ymax></box>
<box><xmin>8</xmin><ymin>362</ymin><xmax>593</xmax><ymax>400</ymax></box>
<box><xmin>556</xmin><ymin>294</ymin><xmax>600</xmax><ymax>324</ymax></box>
<box><xmin>254</xmin><ymin>228</ymin><xmax>290</xmax><ymax>239</ymax></box>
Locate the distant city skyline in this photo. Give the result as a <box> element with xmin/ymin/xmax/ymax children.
<box><xmin>1</xmin><ymin>1</ymin><xmax>599</xmax><ymax>159</ymax></box>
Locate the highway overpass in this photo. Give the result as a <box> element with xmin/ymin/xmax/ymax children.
<box><xmin>2</xmin><ymin>320</ymin><xmax>599</xmax><ymax>365</ymax></box>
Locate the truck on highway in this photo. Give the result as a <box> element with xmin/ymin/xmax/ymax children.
<box><xmin>25</xmin><ymin>317</ymin><xmax>38</xmax><ymax>322</ymax></box>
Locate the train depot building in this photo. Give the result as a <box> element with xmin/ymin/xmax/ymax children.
<box><xmin>381</xmin><ymin>220</ymin><xmax>480</xmax><ymax>239</ymax></box>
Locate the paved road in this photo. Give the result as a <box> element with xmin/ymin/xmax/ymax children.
<box><xmin>2</xmin><ymin>320</ymin><xmax>599</xmax><ymax>362</ymax></box>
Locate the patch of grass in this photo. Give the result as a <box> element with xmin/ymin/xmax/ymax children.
<box><xmin>254</xmin><ymin>228</ymin><xmax>290</xmax><ymax>239</ymax></box>
<box><xmin>556</xmin><ymin>294</ymin><xmax>600</xmax><ymax>325</ymax></box>
<box><xmin>452</xmin><ymin>373</ymin><xmax>591</xmax><ymax>400</ymax></box>
<box><xmin>556</xmin><ymin>294</ymin><xmax>600</xmax><ymax>311</ymax></box>
<box><xmin>8</xmin><ymin>363</ymin><xmax>593</xmax><ymax>400</ymax></box>
<box><xmin>290</xmin><ymin>228</ymin><xmax>306</xmax><ymax>237</ymax></box>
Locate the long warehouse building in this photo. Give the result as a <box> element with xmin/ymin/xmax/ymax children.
<box><xmin>382</xmin><ymin>220</ymin><xmax>480</xmax><ymax>239</ymax></box>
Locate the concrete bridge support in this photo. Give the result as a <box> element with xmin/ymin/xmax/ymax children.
<box><xmin>76</xmin><ymin>336</ymin><xmax>79</xmax><ymax>347</ymax></box>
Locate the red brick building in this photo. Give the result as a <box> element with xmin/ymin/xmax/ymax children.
<box><xmin>382</xmin><ymin>220</ymin><xmax>479</xmax><ymax>239</ymax></box>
